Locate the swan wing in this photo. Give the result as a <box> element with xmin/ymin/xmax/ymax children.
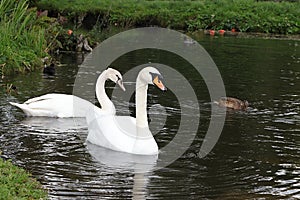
<box><xmin>23</xmin><ymin>93</ymin><xmax>60</xmax><ymax>104</ymax></box>
<box><xmin>11</xmin><ymin>94</ymin><xmax>94</xmax><ymax>117</ymax></box>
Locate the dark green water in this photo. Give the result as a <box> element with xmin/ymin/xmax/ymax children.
<box><xmin>0</xmin><ymin>36</ymin><xmax>299</xmax><ymax>199</ymax></box>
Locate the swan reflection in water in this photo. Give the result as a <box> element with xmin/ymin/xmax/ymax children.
<box><xmin>86</xmin><ymin>142</ymin><xmax>157</xmax><ymax>200</ymax></box>
<box><xmin>21</xmin><ymin>117</ymin><xmax>157</xmax><ymax>200</ymax></box>
<box><xmin>20</xmin><ymin>117</ymin><xmax>87</xmax><ymax>134</ymax></box>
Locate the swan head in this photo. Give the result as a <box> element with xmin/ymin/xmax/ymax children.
<box><xmin>139</xmin><ymin>66</ymin><xmax>167</xmax><ymax>91</ymax></box>
<box><xmin>105</xmin><ymin>68</ymin><xmax>126</xmax><ymax>91</ymax></box>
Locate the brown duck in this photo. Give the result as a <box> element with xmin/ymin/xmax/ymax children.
<box><xmin>214</xmin><ymin>97</ymin><xmax>249</xmax><ymax>110</ymax></box>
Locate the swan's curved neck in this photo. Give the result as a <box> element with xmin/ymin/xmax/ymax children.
<box><xmin>136</xmin><ymin>77</ymin><xmax>148</xmax><ymax>128</ymax></box>
<box><xmin>95</xmin><ymin>71</ymin><xmax>115</xmax><ymax>114</ymax></box>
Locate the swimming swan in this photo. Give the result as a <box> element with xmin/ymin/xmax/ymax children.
<box><xmin>10</xmin><ymin>68</ymin><xmax>125</xmax><ymax>117</ymax></box>
<box><xmin>86</xmin><ymin>66</ymin><xmax>166</xmax><ymax>155</ymax></box>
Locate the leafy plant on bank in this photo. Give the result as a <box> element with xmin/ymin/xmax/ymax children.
<box><xmin>0</xmin><ymin>0</ymin><xmax>49</xmax><ymax>76</ymax></box>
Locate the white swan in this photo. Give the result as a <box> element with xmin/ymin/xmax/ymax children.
<box><xmin>9</xmin><ymin>68</ymin><xmax>125</xmax><ymax>118</ymax></box>
<box><xmin>86</xmin><ymin>66</ymin><xmax>166</xmax><ymax>155</ymax></box>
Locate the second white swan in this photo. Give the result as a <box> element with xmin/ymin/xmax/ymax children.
<box><xmin>86</xmin><ymin>66</ymin><xmax>166</xmax><ymax>155</ymax></box>
<box><xmin>10</xmin><ymin>68</ymin><xmax>125</xmax><ymax>118</ymax></box>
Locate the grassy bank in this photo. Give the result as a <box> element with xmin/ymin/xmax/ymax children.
<box><xmin>1</xmin><ymin>0</ymin><xmax>299</xmax><ymax>75</ymax></box>
<box><xmin>0</xmin><ymin>0</ymin><xmax>48</xmax><ymax>76</ymax></box>
<box><xmin>0</xmin><ymin>157</ymin><xmax>47</xmax><ymax>199</ymax></box>
<box><xmin>36</xmin><ymin>0</ymin><xmax>299</xmax><ymax>35</ymax></box>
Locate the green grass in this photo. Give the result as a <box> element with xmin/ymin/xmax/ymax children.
<box><xmin>36</xmin><ymin>0</ymin><xmax>299</xmax><ymax>34</ymax></box>
<box><xmin>1</xmin><ymin>0</ymin><xmax>298</xmax><ymax>75</ymax></box>
<box><xmin>0</xmin><ymin>158</ymin><xmax>47</xmax><ymax>200</ymax></box>
<box><xmin>0</xmin><ymin>0</ymin><xmax>48</xmax><ymax>76</ymax></box>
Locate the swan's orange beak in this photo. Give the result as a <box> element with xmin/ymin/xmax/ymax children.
<box><xmin>117</xmin><ymin>80</ymin><xmax>126</xmax><ymax>91</ymax></box>
<box><xmin>153</xmin><ymin>76</ymin><xmax>167</xmax><ymax>91</ymax></box>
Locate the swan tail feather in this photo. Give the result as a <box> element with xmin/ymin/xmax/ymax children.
<box><xmin>9</xmin><ymin>102</ymin><xmax>33</xmax><ymax>116</ymax></box>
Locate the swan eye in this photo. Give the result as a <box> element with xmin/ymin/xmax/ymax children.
<box><xmin>116</xmin><ymin>75</ymin><xmax>121</xmax><ymax>81</ymax></box>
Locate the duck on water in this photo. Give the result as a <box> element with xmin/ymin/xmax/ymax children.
<box><xmin>214</xmin><ymin>97</ymin><xmax>249</xmax><ymax>110</ymax></box>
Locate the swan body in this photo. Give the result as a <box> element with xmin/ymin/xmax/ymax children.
<box><xmin>87</xmin><ymin>114</ymin><xmax>159</xmax><ymax>155</ymax></box>
<box><xmin>86</xmin><ymin>66</ymin><xmax>166</xmax><ymax>155</ymax></box>
<box><xmin>10</xmin><ymin>68</ymin><xmax>125</xmax><ymax>117</ymax></box>
<box><xmin>214</xmin><ymin>97</ymin><xmax>249</xmax><ymax>110</ymax></box>
<box><xmin>10</xmin><ymin>94</ymin><xmax>92</xmax><ymax>117</ymax></box>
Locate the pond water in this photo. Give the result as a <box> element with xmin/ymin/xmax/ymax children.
<box><xmin>1</xmin><ymin>35</ymin><xmax>299</xmax><ymax>199</ymax></box>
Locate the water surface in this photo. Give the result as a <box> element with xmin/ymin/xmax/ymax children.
<box><xmin>0</xmin><ymin>36</ymin><xmax>299</xmax><ymax>199</ymax></box>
